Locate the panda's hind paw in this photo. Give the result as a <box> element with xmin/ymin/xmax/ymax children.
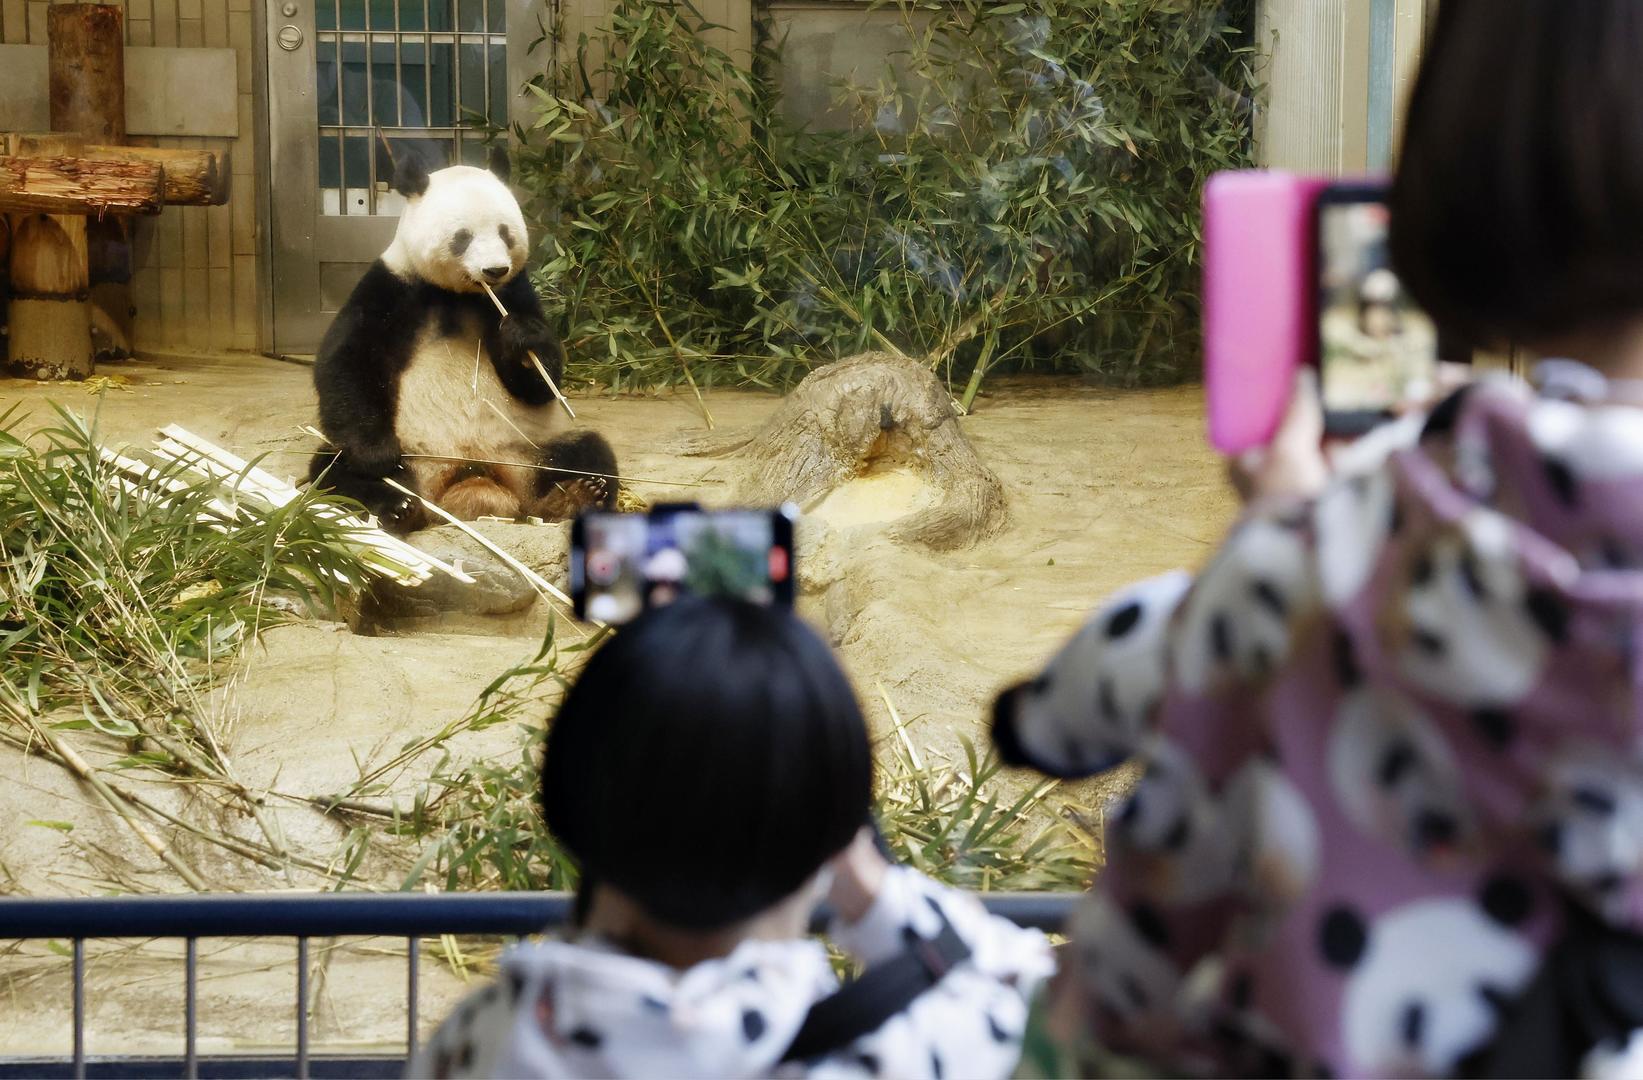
<box><xmin>529</xmin><ymin>477</ymin><xmax>609</xmax><ymax>521</ymax></box>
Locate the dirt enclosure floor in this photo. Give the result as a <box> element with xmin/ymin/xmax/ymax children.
<box><xmin>0</xmin><ymin>353</ymin><xmax>1234</xmax><ymax>1059</ymax></box>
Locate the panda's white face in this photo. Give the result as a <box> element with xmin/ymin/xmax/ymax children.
<box><xmin>1330</xmin><ymin>896</ymin><xmax>1537</xmax><ymax>1076</ymax></box>
<box><xmin>384</xmin><ymin>165</ymin><xmax>528</xmax><ymax>294</ymax></box>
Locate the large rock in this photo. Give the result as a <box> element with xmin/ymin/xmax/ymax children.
<box><xmin>349</xmin><ymin>520</ymin><xmax>571</xmax><ymax>636</ymax></box>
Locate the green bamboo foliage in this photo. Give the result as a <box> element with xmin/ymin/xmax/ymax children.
<box><xmin>512</xmin><ymin>0</ymin><xmax>1257</xmax><ymax>398</ymax></box>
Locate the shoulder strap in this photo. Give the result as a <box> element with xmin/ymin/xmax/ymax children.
<box><xmin>779</xmin><ymin>907</ymin><xmax>971</xmax><ymax>1064</ymax></box>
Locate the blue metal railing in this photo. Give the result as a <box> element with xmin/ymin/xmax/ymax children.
<box><xmin>0</xmin><ymin>890</ymin><xmax>1077</xmax><ymax>1080</ymax></box>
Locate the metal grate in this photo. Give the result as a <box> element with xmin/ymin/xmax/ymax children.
<box><xmin>313</xmin><ymin>0</ymin><xmax>509</xmax><ymax>216</ymax></box>
<box><xmin>0</xmin><ymin>890</ymin><xmax>1075</xmax><ymax>1079</ymax></box>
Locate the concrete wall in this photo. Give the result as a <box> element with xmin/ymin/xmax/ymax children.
<box><xmin>0</xmin><ymin>0</ymin><xmax>262</xmax><ymax>354</ymax></box>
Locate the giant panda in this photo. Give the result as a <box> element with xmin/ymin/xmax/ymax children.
<box><xmin>307</xmin><ymin>148</ymin><xmax>617</xmax><ymax>533</ymax></box>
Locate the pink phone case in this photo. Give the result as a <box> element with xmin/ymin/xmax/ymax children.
<box><xmin>1202</xmin><ymin>171</ymin><xmax>1329</xmax><ymax>455</ymax></box>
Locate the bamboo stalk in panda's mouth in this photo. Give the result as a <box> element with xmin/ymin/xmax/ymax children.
<box><xmin>480</xmin><ymin>281</ymin><xmax>577</xmax><ymax>421</ymax></box>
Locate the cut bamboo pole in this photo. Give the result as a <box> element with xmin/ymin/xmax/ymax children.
<box><xmin>479</xmin><ymin>281</ymin><xmax>576</xmax><ymax>420</ymax></box>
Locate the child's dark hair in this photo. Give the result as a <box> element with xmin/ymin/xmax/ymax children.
<box><xmin>542</xmin><ymin>598</ymin><xmax>874</xmax><ymax>930</ymax></box>
<box><xmin>1390</xmin><ymin>0</ymin><xmax>1643</xmax><ymax>348</ymax></box>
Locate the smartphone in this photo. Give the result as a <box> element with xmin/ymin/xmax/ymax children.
<box><xmin>1314</xmin><ymin>183</ymin><xmax>1438</xmax><ymax>436</ymax></box>
<box><xmin>1203</xmin><ymin>170</ymin><xmax>1330</xmax><ymax>455</ymax></box>
<box><xmin>1204</xmin><ymin>172</ymin><xmax>1443</xmax><ymax>452</ymax></box>
<box><xmin>569</xmin><ymin>504</ymin><xmax>797</xmax><ymax>624</ymax></box>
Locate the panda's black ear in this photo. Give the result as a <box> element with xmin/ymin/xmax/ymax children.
<box><xmin>1480</xmin><ymin>875</ymin><xmax>1534</xmax><ymax>928</ymax></box>
<box><xmin>392</xmin><ymin>152</ymin><xmax>430</xmax><ymax>198</ymax></box>
<box><xmin>487</xmin><ymin>144</ymin><xmax>511</xmax><ymax>183</ymax></box>
<box><xmin>1318</xmin><ymin>906</ymin><xmax>1368</xmax><ymax>969</ymax></box>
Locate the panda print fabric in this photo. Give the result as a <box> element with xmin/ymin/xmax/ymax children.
<box><xmin>307</xmin><ymin>149</ymin><xmax>619</xmax><ymax>532</ymax></box>
<box><xmin>1000</xmin><ymin>368</ymin><xmax>1643</xmax><ymax>1079</ymax></box>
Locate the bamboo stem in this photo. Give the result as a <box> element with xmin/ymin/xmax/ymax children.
<box><xmin>478</xmin><ymin>283</ymin><xmax>577</xmax><ymax>421</ymax></box>
<box><xmin>4</xmin><ymin>696</ymin><xmax>209</xmax><ymax>891</ymax></box>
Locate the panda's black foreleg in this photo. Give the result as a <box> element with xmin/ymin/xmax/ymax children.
<box><xmin>306</xmin><ymin>450</ymin><xmax>428</xmax><ymax>534</ymax></box>
<box><xmin>485</xmin><ymin>273</ymin><xmax>565</xmax><ymax>407</ymax></box>
<box><xmin>528</xmin><ymin>429</ymin><xmax>620</xmax><ymax>521</ymax></box>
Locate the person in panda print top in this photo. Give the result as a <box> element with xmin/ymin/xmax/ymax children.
<box><xmin>407</xmin><ymin>599</ymin><xmax>1053</xmax><ymax>1079</ymax></box>
<box><xmin>996</xmin><ymin>3</ymin><xmax>1643</xmax><ymax>1077</ymax></box>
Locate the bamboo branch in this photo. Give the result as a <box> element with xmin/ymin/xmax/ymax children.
<box><xmin>2</xmin><ymin>695</ymin><xmax>209</xmax><ymax>891</ymax></box>
<box><xmin>478</xmin><ymin>282</ymin><xmax>577</xmax><ymax>420</ymax></box>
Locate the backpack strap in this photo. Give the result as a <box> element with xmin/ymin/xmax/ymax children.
<box><xmin>779</xmin><ymin>906</ymin><xmax>971</xmax><ymax>1064</ymax></box>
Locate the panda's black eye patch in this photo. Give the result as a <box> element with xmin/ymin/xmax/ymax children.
<box><xmin>1399</xmin><ymin>1001</ymin><xmax>1426</xmax><ymax>1048</ymax></box>
<box><xmin>1376</xmin><ymin>740</ymin><xmax>1418</xmax><ymax>787</ymax></box>
<box><xmin>499</xmin><ymin>223</ymin><xmax>516</xmax><ymax>248</ymax></box>
<box><xmin>449</xmin><ymin>228</ymin><xmax>473</xmax><ymax>256</ymax></box>
<box><xmin>1572</xmin><ymin>785</ymin><xmax>1618</xmax><ymax>816</ymax></box>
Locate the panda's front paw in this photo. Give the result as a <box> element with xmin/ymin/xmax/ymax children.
<box><xmin>499</xmin><ymin>317</ymin><xmax>564</xmax><ymax>377</ymax></box>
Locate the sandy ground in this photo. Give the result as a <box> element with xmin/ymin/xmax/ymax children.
<box><xmin>0</xmin><ymin>353</ymin><xmax>1235</xmax><ymax>1057</ymax></box>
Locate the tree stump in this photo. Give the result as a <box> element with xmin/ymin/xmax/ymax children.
<box><xmin>678</xmin><ymin>352</ymin><xmax>1008</xmax><ymax>550</ymax></box>
<box><xmin>7</xmin><ymin>214</ymin><xmax>92</xmax><ymax>380</ymax></box>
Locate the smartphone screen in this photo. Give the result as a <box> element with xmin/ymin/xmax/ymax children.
<box><xmin>1316</xmin><ymin>186</ymin><xmax>1438</xmax><ymax>435</ymax></box>
<box><xmin>570</xmin><ymin>505</ymin><xmax>796</xmax><ymax>624</ymax></box>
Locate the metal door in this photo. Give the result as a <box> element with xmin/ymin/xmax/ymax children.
<box><xmin>264</xmin><ymin>0</ymin><xmax>519</xmax><ymax>353</ymax></box>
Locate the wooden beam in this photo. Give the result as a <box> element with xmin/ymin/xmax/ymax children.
<box><xmin>0</xmin><ymin>156</ymin><xmax>164</xmax><ymax>216</ymax></box>
<box><xmin>48</xmin><ymin>5</ymin><xmax>127</xmax><ymax>143</ymax></box>
<box><xmin>0</xmin><ymin>134</ymin><xmax>230</xmax><ymax>206</ymax></box>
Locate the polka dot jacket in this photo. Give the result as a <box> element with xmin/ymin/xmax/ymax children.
<box><xmin>996</xmin><ymin>369</ymin><xmax>1643</xmax><ymax>1078</ymax></box>
<box><xmin>404</xmin><ymin>866</ymin><xmax>1054</xmax><ymax>1079</ymax></box>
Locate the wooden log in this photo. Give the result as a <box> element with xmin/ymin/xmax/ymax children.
<box><xmin>10</xmin><ymin>214</ymin><xmax>88</xmax><ymax>296</ymax></box>
<box><xmin>0</xmin><ymin>135</ymin><xmax>230</xmax><ymax>206</ymax></box>
<box><xmin>0</xmin><ymin>156</ymin><xmax>164</xmax><ymax>216</ymax></box>
<box><xmin>49</xmin><ymin>5</ymin><xmax>126</xmax><ymax>143</ymax></box>
<box><xmin>7</xmin><ymin>213</ymin><xmax>92</xmax><ymax>380</ymax></box>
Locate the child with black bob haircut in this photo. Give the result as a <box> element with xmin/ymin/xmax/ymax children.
<box><xmin>409</xmin><ymin>598</ymin><xmax>1053</xmax><ymax>1078</ymax></box>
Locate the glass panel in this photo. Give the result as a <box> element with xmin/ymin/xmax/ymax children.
<box><xmin>339</xmin><ymin>0</ymin><xmax>365</xmax><ymax>31</ymax></box>
<box><xmin>400</xmin><ymin>40</ymin><xmax>429</xmax><ymax>127</ymax></box>
<box><xmin>485</xmin><ymin>0</ymin><xmax>502</xmax><ymax>34</ymax></box>
<box><xmin>487</xmin><ymin>43</ymin><xmax>507</xmax><ymax>128</ymax></box>
<box><xmin>459</xmin><ymin>42</ymin><xmax>486</xmax><ymax>125</ymax></box>
<box><xmin>317</xmin><ymin>132</ymin><xmax>342</xmax><ymax>189</ymax></box>
<box><xmin>343</xmin><ymin>134</ymin><xmax>371</xmax><ymax>213</ymax></box>
<box><xmin>458</xmin><ymin>138</ymin><xmax>486</xmax><ymax>166</ymax></box>
<box><xmin>315</xmin><ymin>0</ymin><xmax>338</xmax><ymax>32</ymax></box>
<box><xmin>426</xmin><ymin>0</ymin><xmax>451</xmax><ymax>33</ymax></box>
<box><xmin>428</xmin><ymin>42</ymin><xmax>454</xmax><ymax>126</ymax></box>
<box><xmin>316</xmin><ymin>39</ymin><xmax>340</xmax><ymax>125</ymax></box>
<box><xmin>341</xmin><ymin>41</ymin><xmax>369</xmax><ymax>126</ymax></box>
<box><xmin>368</xmin><ymin>0</ymin><xmax>394</xmax><ymax>31</ymax></box>
<box><xmin>398</xmin><ymin>0</ymin><xmax>424</xmax><ymax>32</ymax></box>
<box><xmin>371</xmin><ymin>40</ymin><xmax>399</xmax><ymax>125</ymax></box>
<box><xmin>389</xmin><ymin>135</ymin><xmax>452</xmax><ymax>170</ymax></box>
<box><xmin>456</xmin><ymin>0</ymin><xmax>483</xmax><ymax>33</ymax></box>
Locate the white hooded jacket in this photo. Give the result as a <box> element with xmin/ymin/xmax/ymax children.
<box><xmin>405</xmin><ymin>866</ymin><xmax>1055</xmax><ymax>1079</ymax></box>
